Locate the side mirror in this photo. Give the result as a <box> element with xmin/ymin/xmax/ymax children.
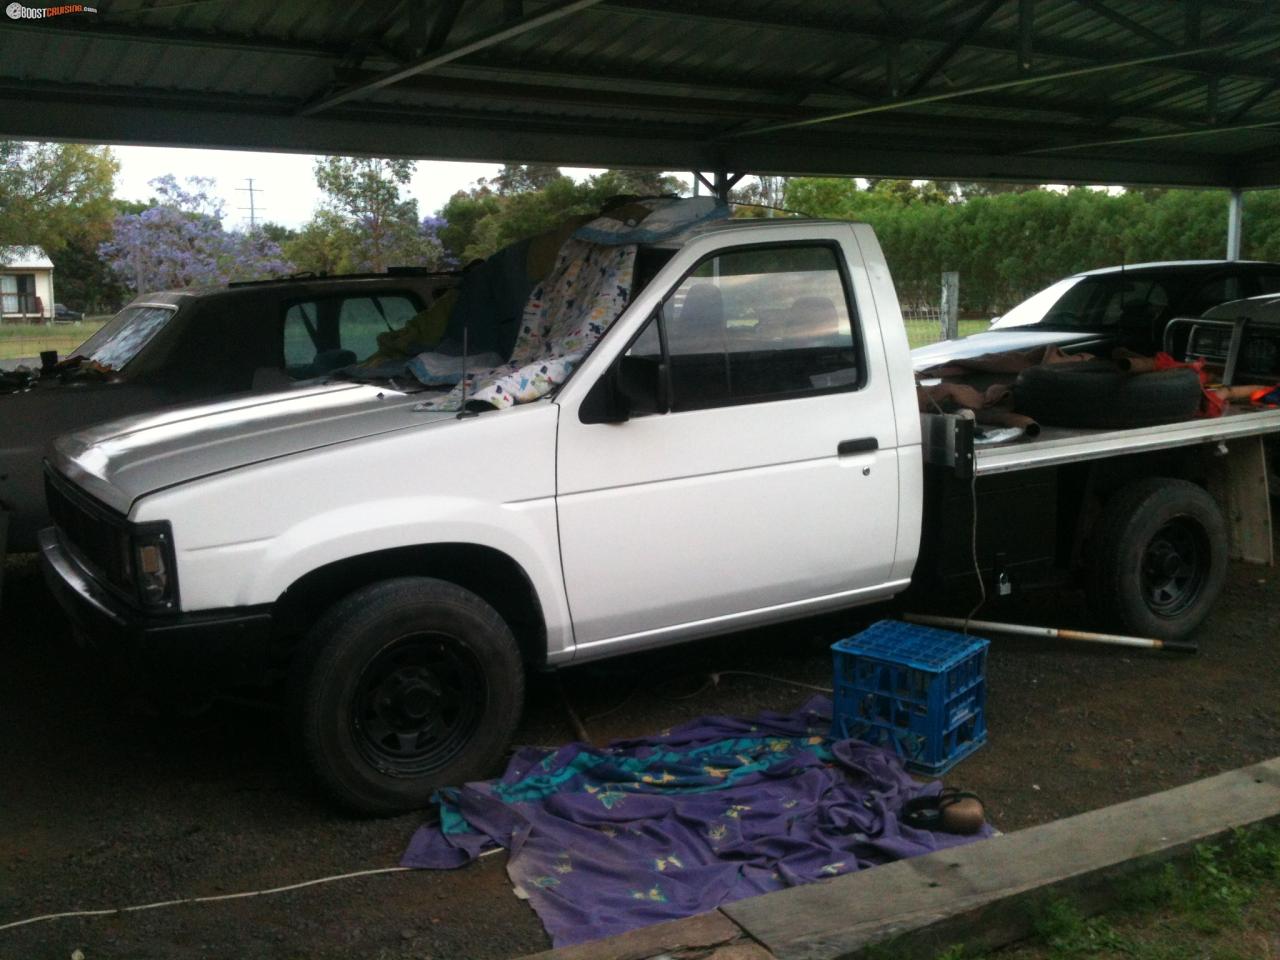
<box><xmin>579</xmin><ymin>361</ymin><xmax>631</xmax><ymax>424</ymax></box>
<box><xmin>579</xmin><ymin>355</ymin><xmax>669</xmax><ymax>424</ymax></box>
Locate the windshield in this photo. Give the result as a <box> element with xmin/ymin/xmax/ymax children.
<box><xmin>70</xmin><ymin>304</ymin><xmax>177</xmax><ymax>370</ymax></box>
<box><xmin>991</xmin><ymin>277</ymin><xmax>1085</xmax><ymax>329</ymax></box>
<box><xmin>992</xmin><ymin>274</ymin><xmax>1171</xmax><ymax>331</ymax></box>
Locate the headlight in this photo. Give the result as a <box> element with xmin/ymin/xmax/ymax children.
<box><xmin>129</xmin><ymin>522</ymin><xmax>178</xmax><ymax>611</ymax></box>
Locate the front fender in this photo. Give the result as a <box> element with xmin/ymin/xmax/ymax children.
<box><xmin>133</xmin><ymin>402</ymin><xmax>573</xmax><ymax>657</ymax></box>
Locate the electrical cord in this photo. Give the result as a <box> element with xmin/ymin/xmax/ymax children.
<box><xmin>579</xmin><ymin>667</ymin><xmax>831</xmax><ymax>727</ymax></box>
<box><xmin>711</xmin><ymin>670</ymin><xmax>833</xmax><ymax>694</ymax></box>
<box><xmin>0</xmin><ymin>848</ymin><xmax>508</xmax><ymax>934</ymax></box>
<box><xmin>963</xmin><ymin>465</ymin><xmax>987</xmax><ymax>635</ymax></box>
<box><xmin>0</xmin><ymin>867</ymin><xmax>412</xmax><ymax>933</ymax></box>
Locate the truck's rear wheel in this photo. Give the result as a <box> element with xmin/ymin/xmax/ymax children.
<box><xmin>1088</xmin><ymin>478</ymin><xmax>1227</xmax><ymax>642</ymax></box>
<box><xmin>291</xmin><ymin>577</ymin><xmax>524</xmax><ymax>815</ymax></box>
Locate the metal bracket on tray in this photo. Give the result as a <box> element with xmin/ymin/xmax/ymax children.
<box><xmin>921</xmin><ymin>412</ymin><xmax>975</xmax><ymax>480</ymax></box>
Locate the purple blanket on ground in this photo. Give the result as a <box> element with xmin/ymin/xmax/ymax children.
<box><xmin>402</xmin><ymin>698</ymin><xmax>991</xmax><ymax>947</ymax></box>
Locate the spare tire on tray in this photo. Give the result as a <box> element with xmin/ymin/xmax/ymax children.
<box><xmin>1012</xmin><ymin>360</ymin><xmax>1202</xmax><ymax>429</ymax></box>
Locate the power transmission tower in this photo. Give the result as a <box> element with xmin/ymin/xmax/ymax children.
<box><xmin>237</xmin><ymin>178</ymin><xmax>265</xmax><ymax>230</ymax></box>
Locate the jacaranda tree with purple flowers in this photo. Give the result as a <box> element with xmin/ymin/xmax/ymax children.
<box><xmin>100</xmin><ymin>175</ymin><xmax>294</xmax><ymax>293</ymax></box>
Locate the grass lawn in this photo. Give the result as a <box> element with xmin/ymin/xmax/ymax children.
<box><xmin>0</xmin><ymin>318</ymin><xmax>109</xmax><ymax>361</ymax></box>
<box><xmin>913</xmin><ymin>825</ymin><xmax>1280</xmax><ymax>960</ymax></box>
<box><xmin>906</xmin><ymin>317</ymin><xmax>990</xmax><ymax>350</ymax></box>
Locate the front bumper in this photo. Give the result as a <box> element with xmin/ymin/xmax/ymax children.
<box><xmin>39</xmin><ymin>526</ymin><xmax>275</xmax><ymax>688</ymax></box>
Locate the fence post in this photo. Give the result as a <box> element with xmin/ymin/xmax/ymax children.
<box><xmin>941</xmin><ymin>271</ymin><xmax>959</xmax><ymax>340</ymax></box>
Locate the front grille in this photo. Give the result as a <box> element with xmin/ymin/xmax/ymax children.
<box><xmin>44</xmin><ymin>468</ymin><xmax>131</xmax><ymax>594</ymax></box>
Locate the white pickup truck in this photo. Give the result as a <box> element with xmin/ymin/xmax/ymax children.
<box><xmin>38</xmin><ymin>220</ymin><xmax>1280</xmax><ymax>814</ymax></box>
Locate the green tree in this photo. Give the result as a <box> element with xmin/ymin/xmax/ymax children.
<box><xmin>257</xmin><ymin>221</ymin><xmax>297</xmax><ymax>247</ymax></box>
<box><xmin>435</xmin><ymin>168</ymin><xmax>689</xmax><ymax>262</ymax></box>
<box><xmin>0</xmin><ymin>141</ymin><xmax>118</xmax><ymax>256</ymax></box>
<box><xmin>282</xmin><ymin>208</ymin><xmax>357</xmax><ymax>276</ymax></box>
<box><xmin>49</xmin><ymin>232</ymin><xmax>130</xmax><ymax>313</ymax></box>
<box><xmin>492</xmin><ymin>163</ymin><xmax>567</xmax><ymax>195</ymax></box>
<box><xmin>730</xmin><ymin>175</ymin><xmax>789</xmax><ymax>217</ymax></box>
<box><xmin>312</xmin><ymin>156</ymin><xmax>444</xmax><ymax>272</ymax></box>
<box><xmin>437</xmin><ymin>189</ymin><xmax>503</xmax><ymax>264</ymax></box>
<box><xmin>587</xmin><ymin>168</ymin><xmax>686</xmax><ymax>198</ymax></box>
<box><xmin>867</xmin><ymin>178</ymin><xmax>950</xmax><ymax>205</ymax></box>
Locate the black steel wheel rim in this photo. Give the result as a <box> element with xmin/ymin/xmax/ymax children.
<box><xmin>351</xmin><ymin>634</ymin><xmax>486</xmax><ymax>777</ymax></box>
<box><xmin>1141</xmin><ymin>518</ymin><xmax>1208</xmax><ymax>617</ymax></box>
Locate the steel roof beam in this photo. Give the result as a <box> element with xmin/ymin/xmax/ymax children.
<box><xmin>1018</xmin><ymin>0</ymin><xmax>1034</xmax><ymax>71</ymax></box>
<box><xmin>1070</xmin><ymin>0</ymin><xmax>1174</xmax><ymax>48</ymax></box>
<box><xmin>0</xmin><ymin>88</ymin><xmax>1242</xmax><ymax>187</ymax></box>
<box><xmin>336</xmin><ymin>69</ymin><xmax>1183</xmax><ymax>141</ymax></box>
<box><xmin>905</xmin><ymin>0</ymin><xmax>1005</xmax><ymax>97</ymax></box>
<box><xmin>426</xmin><ymin>0</ymin><xmax>469</xmax><ymax>53</ymax></box>
<box><xmin>298</xmin><ymin>0</ymin><xmax>606</xmax><ymax>116</ymax></box>
<box><xmin>1022</xmin><ymin>117</ymin><xmax>1280</xmax><ymax>154</ymax></box>
<box><xmin>0</xmin><ymin>72</ymin><xmax>1194</xmax><ymax>157</ymax></box>
<box><xmin>449</xmin><ymin>56</ymin><xmax>1212</xmax><ymax>129</ymax></box>
<box><xmin>1228</xmin><ymin>79</ymin><xmax>1280</xmax><ymax>123</ymax></box>
<box><xmin>727</xmin><ymin>41</ymin><xmax>1241</xmax><ymax>139</ymax></box>
<box><xmin>1186</xmin><ymin>1</ymin><xmax>1203</xmax><ymax>45</ymax></box>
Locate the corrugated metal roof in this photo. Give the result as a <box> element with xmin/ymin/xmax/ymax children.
<box><xmin>0</xmin><ymin>0</ymin><xmax>1278</xmax><ymax>187</ymax></box>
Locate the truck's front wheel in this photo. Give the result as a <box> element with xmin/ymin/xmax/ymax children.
<box><xmin>291</xmin><ymin>577</ymin><xmax>524</xmax><ymax>815</ymax></box>
<box><xmin>1088</xmin><ymin>478</ymin><xmax>1227</xmax><ymax>643</ymax></box>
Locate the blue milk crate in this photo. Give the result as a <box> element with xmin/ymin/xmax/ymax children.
<box><xmin>831</xmin><ymin>620</ymin><xmax>988</xmax><ymax>777</ymax></box>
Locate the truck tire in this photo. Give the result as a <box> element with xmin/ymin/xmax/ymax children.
<box><xmin>1013</xmin><ymin>363</ymin><xmax>1201</xmax><ymax>429</ymax></box>
<box><xmin>1087</xmin><ymin>478</ymin><xmax>1227</xmax><ymax>642</ymax></box>
<box><xmin>291</xmin><ymin>577</ymin><xmax>524</xmax><ymax>815</ymax></box>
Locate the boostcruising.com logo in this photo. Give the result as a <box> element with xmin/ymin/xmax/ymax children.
<box><xmin>6</xmin><ymin>3</ymin><xmax>98</xmax><ymax>18</ymax></box>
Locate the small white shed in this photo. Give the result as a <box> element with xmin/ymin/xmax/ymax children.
<box><xmin>0</xmin><ymin>246</ymin><xmax>56</xmax><ymax>321</ymax></box>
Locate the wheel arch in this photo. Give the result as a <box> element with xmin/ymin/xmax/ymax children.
<box><xmin>1060</xmin><ymin>447</ymin><xmax>1219</xmax><ymax>572</ymax></box>
<box><xmin>272</xmin><ymin>543</ymin><xmax>549</xmax><ymax>668</ymax></box>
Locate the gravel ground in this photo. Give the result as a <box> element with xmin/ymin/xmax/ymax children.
<box><xmin>2</xmin><ymin>541</ymin><xmax>1279</xmax><ymax>960</ymax></box>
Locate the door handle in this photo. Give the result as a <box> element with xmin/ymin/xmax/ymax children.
<box><xmin>838</xmin><ymin>437</ymin><xmax>878</xmax><ymax>456</ymax></box>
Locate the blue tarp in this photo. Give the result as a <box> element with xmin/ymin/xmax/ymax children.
<box><xmin>402</xmin><ymin>698</ymin><xmax>991</xmax><ymax>947</ymax></box>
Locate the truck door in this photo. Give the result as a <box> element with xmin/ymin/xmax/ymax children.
<box><xmin>555</xmin><ymin>236</ymin><xmax>903</xmax><ymax>655</ymax></box>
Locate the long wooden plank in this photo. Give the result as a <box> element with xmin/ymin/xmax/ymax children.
<box><xmin>521</xmin><ymin>910</ymin><xmax>756</xmax><ymax>960</ymax></box>
<box><xmin>723</xmin><ymin>758</ymin><xmax>1280</xmax><ymax>960</ymax></box>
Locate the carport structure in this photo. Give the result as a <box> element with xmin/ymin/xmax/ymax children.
<box><xmin>3</xmin><ymin>0</ymin><xmax>1279</xmax><ymax>244</ymax></box>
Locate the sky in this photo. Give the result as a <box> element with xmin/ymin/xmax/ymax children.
<box><xmin>109</xmin><ymin>145</ymin><xmax>613</xmax><ymax>230</ymax></box>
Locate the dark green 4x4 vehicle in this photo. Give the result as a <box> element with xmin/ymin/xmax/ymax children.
<box><xmin>1</xmin><ymin>270</ymin><xmax>454</xmax><ymax>560</ymax></box>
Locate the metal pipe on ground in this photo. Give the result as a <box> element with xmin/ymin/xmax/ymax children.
<box><xmin>903</xmin><ymin>613</ymin><xmax>1198</xmax><ymax>654</ymax></box>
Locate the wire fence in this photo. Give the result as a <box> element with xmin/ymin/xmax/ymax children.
<box><xmin>902</xmin><ymin>306</ymin><xmax>948</xmax><ymax>349</ymax></box>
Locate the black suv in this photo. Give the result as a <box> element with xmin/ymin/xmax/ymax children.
<box><xmin>1</xmin><ymin>270</ymin><xmax>454</xmax><ymax>558</ymax></box>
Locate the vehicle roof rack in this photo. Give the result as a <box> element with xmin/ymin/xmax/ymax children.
<box><xmin>225</xmin><ymin>267</ymin><xmax>460</xmax><ymax>288</ymax></box>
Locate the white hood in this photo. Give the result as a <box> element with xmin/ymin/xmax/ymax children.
<box><xmin>49</xmin><ymin>382</ymin><xmax>455</xmax><ymax>514</ymax></box>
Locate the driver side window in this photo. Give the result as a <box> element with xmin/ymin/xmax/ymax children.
<box><xmin>624</xmin><ymin>243</ymin><xmax>862</xmax><ymax>414</ymax></box>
